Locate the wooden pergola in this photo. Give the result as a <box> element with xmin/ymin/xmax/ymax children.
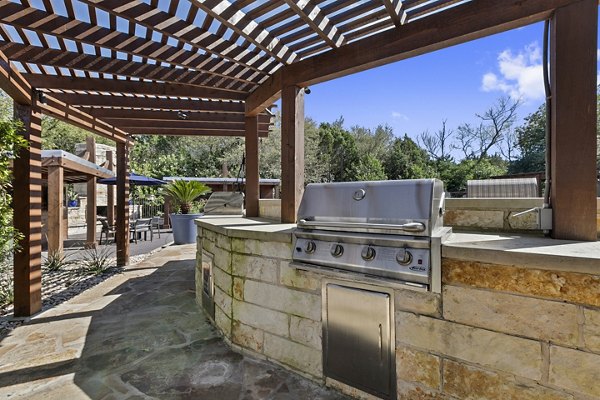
<box><xmin>1</xmin><ymin>0</ymin><xmax>597</xmax><ymax>316</ymax></box>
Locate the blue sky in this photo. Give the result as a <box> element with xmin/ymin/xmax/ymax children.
<box><xmin>299</xmin><ymin>22</ymin><xmax>552</xmax><ymax>141</ymax></box>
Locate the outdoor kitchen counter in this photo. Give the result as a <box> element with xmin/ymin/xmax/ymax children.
<box><xmin>195</xmin><ymin>217</ymin><xmax>600</xmax><ymax>400</ymax></box>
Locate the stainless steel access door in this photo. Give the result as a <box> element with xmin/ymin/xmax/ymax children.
<box><xmin>323</xmin><ymin>282</ymin><xmax>395</xmax><ymax>399</ymax></box>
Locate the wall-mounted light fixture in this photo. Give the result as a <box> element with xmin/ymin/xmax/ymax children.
<box><xmin>177</xmin><ymin>110</ymin><xmax>188</xmax><ymax>120</ymax></box>
<box><xmin>304</xmin><ymin>87</ymin><xmax>311</xmax><ymax>95</ymax></box>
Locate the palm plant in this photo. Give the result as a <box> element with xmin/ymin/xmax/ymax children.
<box><xmin>164</xmin><ymin>180</ymin><xmax>211</xmax><ymax>214</ymax></box>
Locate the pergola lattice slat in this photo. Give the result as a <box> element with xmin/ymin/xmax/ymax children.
<box><xmin>282</xmin><ymin>0</ymin><xmax>346</xmax><ymax>48</ymax></box>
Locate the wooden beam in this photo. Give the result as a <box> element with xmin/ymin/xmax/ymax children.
<box><xmin>246</xmin><ymin>0</ymin><xmax>584</xmax><ymax>116</ymax></box>
<box><xmin>76</xmin><ymin>0</ymin><xmax>277</xmax><ymax>75</ymax></box>
<box><xmin>111</xmin><ymin>120</ymin><xmax>271</xmax><ymax>131</ymax></box>
<box><xmin>280</xmin><ymin>86</ymin><xmax>304</xmax><ymax>223</ymax></box>
<box><xmin>550</xmin><ymin>0</ymin><xmax>598</xmax><ymax>241</ymax></box>
<box><xmin>88</xmin><ymin>108</ymin><xmax>273</xmax><ymax>124</ymax></box>
<box><xmin>47</xmin><ymin>165</ymin><xmax>64</xmax><ymax>256</ymax></box>
<box><xmin>0</xmin><ymin>41</ymin><xmax>252</xmax><ymax>91</ymax></box>
<box><xmin>53</xmin><ymin>94</ymin><xmax>244</xmax><ymax>112</ymax></box>
<box><xmin>86</xmin><ymin>136</ymin><xmax>97</xmax><ymax>248</ymax></box>
<box><xmin>283</xmin><ymin>0</ymin><xmax>346</xmax><ymax>48</ymax></box>
<box><xmin>381</xmin><ymin>0</ymin><xmax>404</xmax><ymax>27</ymax></box>
<box><xmin>37</xmin><ymin>95</ymin><xmax>128</xmax><ymax>143</ymax></box>
<box><xmin>26</xmin><ymin>76</ymin><xmax>246</xmax><ymax>101</ymax></box>
<box><xmin>42</xmin><ymin>155</ymin><xmax>114</xmax><ymax>179</ymax></box>
<box><xmin>0</xmin><ymin>49</ymin><xmax>31</xmax><ymax>105</ymax></box>
<box><xmin>106</xmin><ymin>150</ymin><xmax>115</xmax><ymax>227</ymax></box>
<box><xmin>116</xmin><ymin>142</ymin><xmax>130</xmax><ymax>266</ymax></box>
<box><xmin>0</xmin><ymin>1</ymin><xmax>264</xmax><ymax>83</ymax></box>
<box><xmin>192</xmin><ymin>0</ymin><xmax>298</xmax><ymax>64</ymax></box>
<box><xmin>245</xmin><ymin>116</ymin><xmax>259</xmax><ymax>217</ymax></box>
<box><xmin>123</xmin><ymin>127</ymin><xmax>268</xmax><ymax>137</ymax></box>
<box><xmin>13</xmin><ymin>102</ymin><xmax>42</xmax><ymax>317</ymax></box>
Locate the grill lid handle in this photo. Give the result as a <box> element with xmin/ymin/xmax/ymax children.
<box><xmin>297</xmin><ymin>220</ymin><xmax>426</xmax><ymax>233</ymax></box>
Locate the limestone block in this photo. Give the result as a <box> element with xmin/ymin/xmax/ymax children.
<box><xmin>396</xmin><ymin>381</ymin><xmax>448</xmax><ymax>400</ymax></box>
<box><xmin>203</xmin><ymin>228</ymin><xmax>217</xmax><ymax>243</ymax></box>
<box><xmin>215</xmin><ymin>307</ymin><xmax>231</xmax><ymax>337</ymax></box>
<box><xmin>583</xmin><ymin>307</ymin><xmax>600</xmax><ymax>352</ymax></box>
<box><xmin>202</xmin><ymin>236</ymin><xmax>216</xmax><ymax>254</ymax></box>
<box><xmin>280</xmin><ymin>262</ymin><xmax>321</xmax><ymax>292</ymax></box>
<box><xmin>263</xmin><ymin>332</ymin><xmax>322</xmax><ymax>378</ymax></box>
<box><xmin>232</xmin><ymin>321</ymin><xmax>264</xmax><ymax>353</ymax></box>
<box><xmin>443</xmin><ymin>285</ymin><xmax>579</xmax><ymax>346</ymax></box>
<box><xmin>444</xmin><ymin>209</ymin><xmax>504</xmax><ymax>229</ymax></box>
<box><xmin>442</xmin><ymin>258</ymin><xmax>600</xmax><ymax>307</ymax></box>
<box><xmin>290</xmin><ymin>316</ymin><xmax>321</xmax><ymax>350</ymax></box>
<box><xmin>394</xmin><ymin>288</ymin><xmax>441</xmax><ymax>317</ymax></box>
<box><xmin>233</xmin><ymin>277</ymin><xmax>244</xmax><ymax>301</ymax></box>
<box><xmin>214</xmin><ymin>285</ymin><xmax>232</xmax><ymax>317</ymax></box>
<box><xmin>395</xmin><ymin>312</ymin><xmax>543</xmax><ymax>381</ymax></box>
<box><xmin>232</xmin><ymin>254</ymin><xmax>279</xmax><ymax>283</ymax></box>
<box><xmin>213</xmin><ymin>265</ymin><xmax>232</xmax><ymax>296</ymax></box>
<box><xmin>212</xmin><ymin>246</ymin><xmax>232</xmax><ymax>273</ymax></box>
<box><xmin>443</xmin><ymin>359</ymin><xmax>573</xmax><ymax>400</ymax></box>
<box><xmin>215</xmin><ymin>232</ymin><xmax>231</xmax><ymax>250</ymax></box>
<box><xmin>507</xmin><ymin>210</ymin><xmax>538</xmax><ymax>230</ymax></box>
<box><xmin>396</xmin><ymin>346</ymin><xmax>440</xmax><ymax>390</ymax></box>
<box><xmin>232</xmin><ymin>238</ymin><xmax>292</xmax><ymax>259</ymax></box>
<box><xmin>232</xmin><ymin>300</ymin><xmax>289</xmax><ymax>337</ymax></box>
<box><xmin>195</xmin><ymin>268</ymin><xmax>203</xmax><ymax>305</ymax></box>
<box><xmin>550</xmin><ymin>345</ymin><xmax>600</xmax><ymax>398</ymax></box>
<box><xmin>243</xmin><ymin>280</ymin><xmax>321</xmax><ymax>321</ymax></box>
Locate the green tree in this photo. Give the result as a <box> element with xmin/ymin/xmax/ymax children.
<box><xmin>384</xmin><ymin>135</ymin><xmax>434</xmax><ymax>180</ymax></box>
<box><xmin>41</xmin><ymin>116</ymin><xmax>112</xmax><ymax>153</ymax></box>
<box><xmin>508</xmin><ymin>104</ymin><xmax>546</xmax><ymax>174</ymax></box>
<box><xmin>318</xmin><ymin>121</ymin><xmax>360</xmax><ymax>182</ymax></box>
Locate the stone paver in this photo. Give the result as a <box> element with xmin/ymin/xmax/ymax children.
<box><xmin>0</xmin><ymin>245</ymin><xmax>347</xmax><ymax>400</ymax></box>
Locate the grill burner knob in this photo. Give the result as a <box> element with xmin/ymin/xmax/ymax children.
<box><xmin>331</xmin><ymin>244</ymin><xmax>344</xmax><ymax>258</ymax></box>
<box><xmin>305</xmin><ymin>241</ymin><xmax>316</xmax><ymax>254</ymax></box>
<box><xmin>396</xmin><ymin>249</ymin><xmax>413</xmax><ymax>265</ymax></box>
<box><xmin>361</xmin><ymin>246</ymin><xmax>376</xmax><ymax>261</ymax></box>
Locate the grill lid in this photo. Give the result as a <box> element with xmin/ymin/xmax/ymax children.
<box><xmin>297</xmin><ymin>179</ymin><xmax>444</xmax><ymax>236</ymax></box>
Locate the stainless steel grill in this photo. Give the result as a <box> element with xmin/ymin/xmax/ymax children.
<box><xmin>291</xmin><ymin>179</ymin><xmax>451</xmax><ymax>292</ymax></box>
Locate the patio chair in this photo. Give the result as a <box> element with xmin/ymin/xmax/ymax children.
<box><xmin>130</xmin><ymin>218</ymin><xmax>153</xmax><ymax>243</ymax></box>
<box><xmin>151</xmin><ymin>216</ymin><xmax>163</xmax><ymax>238</ymax></box>
<box><xmin>99</xmin><ymin>219</ymin><xmax>116</xmax><ymax>245</ymax></box>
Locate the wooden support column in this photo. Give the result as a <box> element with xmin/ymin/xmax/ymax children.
<box><xmin>85</xmin><ymin>136</ymin><xmax>97</xmax><ymax>247</ymax></box>
<box><xmin>13</xmin><ymin>102</ymin><xmax>42</xmax><ymax>317</ymax></box>
<box><xmin>550</xmin><ymin>0</ymin><xmax>598</xmax><ymax>241</ymax></box>
<box><xmin>47</xmin><ymin>165</ymin><xmax>64</xmax><ymax>255</ymax></box>
<box><xmin>116</xmin><ymin>142</ymin><xmax>130</xmax><ymax>266</ymax></box>
<box><xmin>245</xmin><ymin>116</ymin><xmax>259</xmax><ymax>217</ymax></box>
<box><xmin>106</xmin><ymin>150</ymin><xmax>115</xmax><ymax>226</ymax></box>
<box><xmin>281</xmin><ymin>86</ymin><xmax>305</xmax><ymax>223</ymax></box>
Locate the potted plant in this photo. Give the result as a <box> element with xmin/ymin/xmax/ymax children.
<box><xmin>66</xmin><ymin>185</ymin><xmax>79</xmax><ymax>207</ymax></box>
<box><xmin>164</xmin><ymin>180</ymin><xmax>211</xmax><ymax>244</ymax></box>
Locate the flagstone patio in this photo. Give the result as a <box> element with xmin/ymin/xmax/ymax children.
<box><xmin>0</xmin><ymin>244</ymin><xmax>347</xmax><ymax>400</ymax></box>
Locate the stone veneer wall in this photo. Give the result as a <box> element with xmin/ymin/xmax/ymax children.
<box><xmin>196</xmin><ymin>225</ymin><xmax>600</xmax><ymax>400</ymax></box>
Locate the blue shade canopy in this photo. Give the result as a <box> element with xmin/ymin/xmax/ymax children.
<box><xmin>97</xmin><ymin>173</ymin><xmax>167</xmax><ymax>186</ymax></box>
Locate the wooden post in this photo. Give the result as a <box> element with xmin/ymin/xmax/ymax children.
<box><xmin>106</xmin><ymin>150</ymin><xmax>115</xmax><ymax>226</ymax></box>
<box><xmin>281</xmin><ymin>86</ymin><xmax>305</xmax><ymax>223</ymax></box>
<box><xmin>116</xmin><ymin>142</ymin><xmax>130</xmax><ymax>266</ymax></box>
<box><xmin>13</xmin><ymin>102</ymin><xmax>43</xmax><ymax>317</ymax></box>
<box><xmin>550</xmin><ymin>0</ymin><xmax>598</xmax><ymax>241</ymax></box>
<box><xmin>163</xmin><ymin>196</ymin><xmax>171</xmax><ymax>228</ymax></box>
<box><xmin>85</xmin><ymin>136</ymin><xmax>97</xmax><ymax>247</ymax></box>
<box><xmin>47</xmin><ymin>165</ymin><xmax>64</xmax><ymax>255</ymax></box>
<box><xmin>245</xmin><ymin>116</ymin><xmax>260</xmax><ymax>217</ymax></box>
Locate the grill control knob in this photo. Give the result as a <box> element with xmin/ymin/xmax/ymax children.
<box><xmin>331</xmin><ymin>244</ymin><xmax>344</xmax><ymax>258</ymax></box>
<box><xmin>304</xmin><ymin>241</ymin><xmax>316</xmax><ymax>254</ymax></box>
<box><xmin>361</xmin><ymin>246</ymin><xmax>376</xmax><ymax>261</ymax></box>
<box><xmin>396</xmin><ymin>249</ymin><xmax>413</xmax><ymax>265</ymax></box>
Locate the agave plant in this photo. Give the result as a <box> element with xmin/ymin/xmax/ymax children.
<box><xmin>164</xmin><ymin>180</ymin><xmax>211</xmax><ymax>214</ymax></box>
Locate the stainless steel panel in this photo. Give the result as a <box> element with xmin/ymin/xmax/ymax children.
<box><xmin>204</xmin><ymin>192</ymin><xmax>244</xmax><ymax>215</ymax></box>
<box><xmin>297</xmin><ymin>179</ymin><xmax>444</xmax><ymax>236</ymax></box>
<box><xmin>324</xmin><ymin>283</ymin><xmax>394</xmax><ymax>399</ymax></box>
<box><xmin>201</xmin><ymin>250</ymin><xmax>215</xmax><ymax>320</ymax></box>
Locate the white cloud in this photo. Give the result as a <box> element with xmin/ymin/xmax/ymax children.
<box><xmin>481</xmin><ymin>42</ymin><xmax>544</xmax><ymax>103</ymax></box>
<box><xmin>391</xmin><ymin>111</ymin><xmax>409</xmax><ymax>121</ymax></box>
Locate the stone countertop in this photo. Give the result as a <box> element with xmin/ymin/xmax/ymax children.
<box><xmin>195</xmin><ymin>216</ymin><xmax>295</xmax><ymax>243</ymax></box>
<box><xmin>443</xmin><ymin>233</ymin><xmax>600</xmax><ymax>275</ymax></box>
<box><xmin>195</xmin><ymin>217</ymin><xmax>600</xmax><ymax>274</ymax></box>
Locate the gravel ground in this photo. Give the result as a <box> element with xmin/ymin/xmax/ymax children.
<box><xmin>0</xmin><ymin>245</ymin><xmax>169</xmax><ymax>338</ymax></box>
